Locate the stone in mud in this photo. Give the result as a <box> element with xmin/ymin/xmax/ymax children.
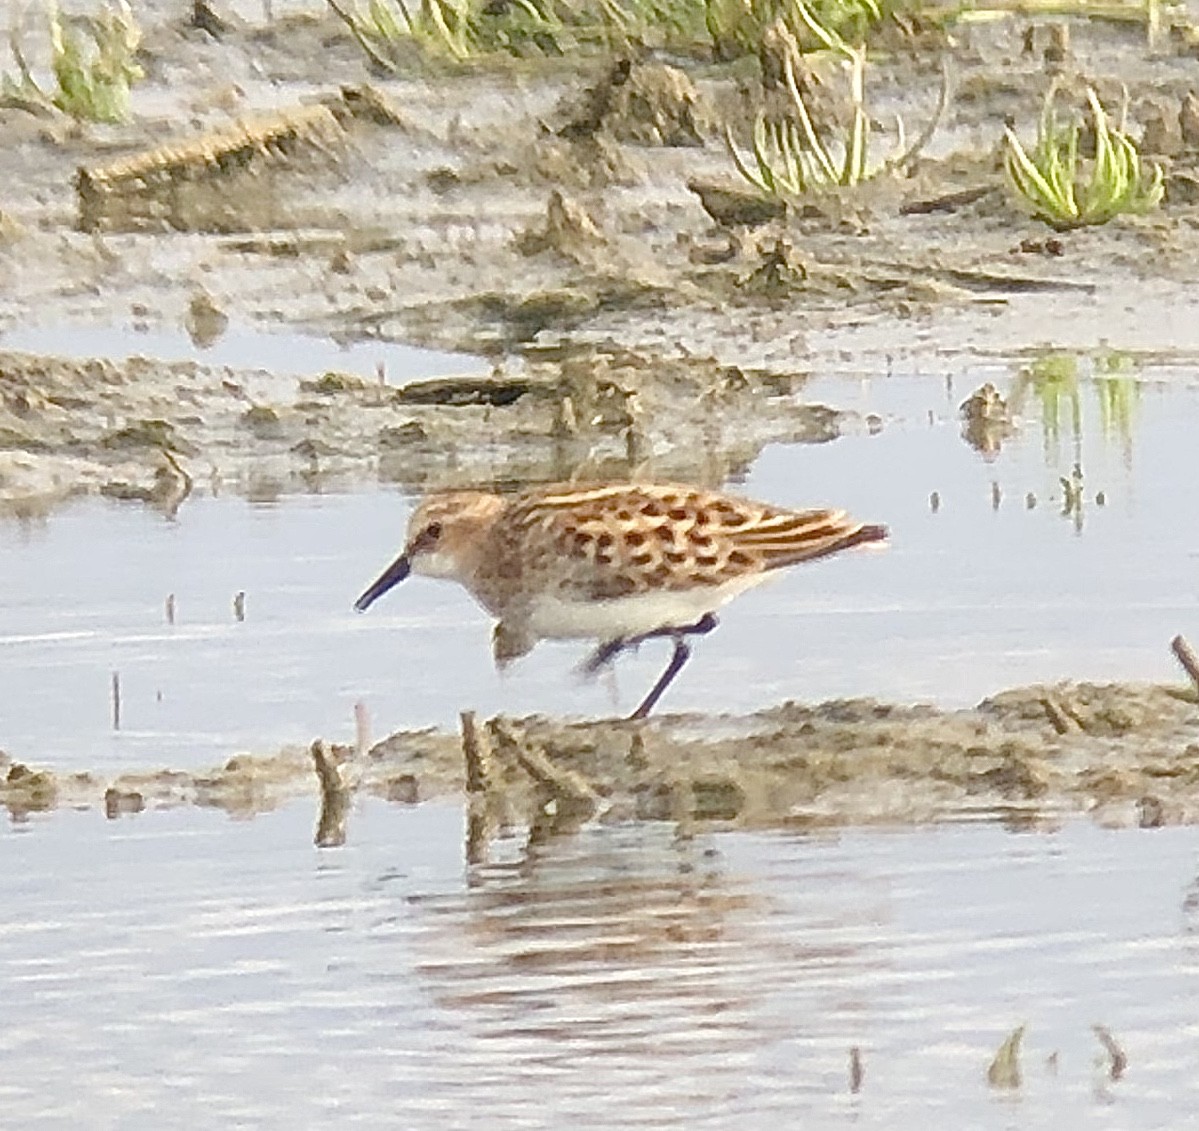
<box><xmin>300</xmin><ymin>372</ymin><xmax>372</xmax><ymax>396</ymax></box>
<box><xmin>378</xmin><ymin>421</ymin><xmax>428</xmax><ymax>448</ymax></box>
<box><xmin>1140</xmin><ymin>98</ymin><xmax>1183</xmax><ymax>157</ymax></box>
<box><xmin>240</xmin><ymin>405</ymin><xmax>285</xmax><ymax>438</ymax></box>
<box><xmin>687</xmin><ymin>180</ymin><xmax>787</xmax><ymax>228</ymax></box>
<box><xmin>101</xmin><ymin>418</ymin><xmax>189</xmax><ymax>453</ymax></box>
<box><xmin>185</xmin><ymin>292</ymin><xmax>229</xmax><ymax>348</ymax></box>
<box><xmin>690</xmin><ymin>776</ymin><xmax>746</xmax><ymax>820</ymax></box>
<box><xmin>394</xmin><ymin>377</ymin><xmax>536</xmax><ymax>407</ymax></box>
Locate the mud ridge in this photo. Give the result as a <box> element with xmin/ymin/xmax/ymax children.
<box><xmin>5</xmin><ymin>681</ymin><xmax>1197</xmax><ymax>833</ymax></box>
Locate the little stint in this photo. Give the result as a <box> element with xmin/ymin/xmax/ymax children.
<box><xmin>355</xmin><ymin>482</ymin><xmax>887</xmax><ymax>718</ymax></box>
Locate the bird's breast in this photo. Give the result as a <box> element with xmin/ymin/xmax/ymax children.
<box><xmin>524</xmin><ymin>575</ymin><xmax>767</xmax><ymax>641</ymax></box>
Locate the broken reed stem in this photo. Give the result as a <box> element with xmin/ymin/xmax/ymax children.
<box><xmin>460</xmin><ymin>710</ymin><xmax>494</xmax><ymax>794</ymax></box>
<box><xmin>233</xmin><ymin>591</ymin><xmax>246</xmax><ymax>622</ymax></box>
<box><xmin>462</xmin><ymin>711</ymin><xmax>495</xmax><ymax>866</ymax></box>
<box><xmin>354</xmin><ymin>700</ymin><xmax>371</xmax><ymax>757</ymax></box>
<box><xmin>311</xmin><ymin>739</ymin><xmax>351</xmax><ymax>848</ymax></box>
<box><xmin>165</xmin><ymin>593</ymin><xmax>176</xmax><ymax>624</ymax></box>
<box><xmin>849</xmin><ymin>1046</ymin><xmax>863</xmax><ymax>1093</ymax></box>
<box><xmin>111</xmin><ymin>671</ymin><xmax>121</xmax><ymax>730</ymax></box>
<box><xmin>1171</xmin><ymin>634</ymin><xmax>1199</xmax><ymax>697</ymax></box>
<box><xmin>488</xmin><ymin>719</ymin><xmax>598</xmax><ymax>817</ymax></box>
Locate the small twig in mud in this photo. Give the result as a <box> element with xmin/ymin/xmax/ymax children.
<box><xmin>233</xmin><ymin>591</ymin><xmax>246</xmax><ymax>622</ymax></box>
<box><xmin>1093</xmin><ymin>1024</ymin><xmax>1127</xmax><ymax>1080</ymax></box>
<box><xmin>111</xmin><ymin>670</ymin><xmax>121</xmax><ymax>730</ymax></box>
<box><xmin>849</xmin><ymin>1046</ymin><xmax>864</xmax><ymax>1093</ymax></box>
<box><xmin>354</xmin><ymin>701</ymin><xmax>371</xmax><ymax>758</ymax></box>
<box><xmin>900</xmin><ymin>185</ymin><xmax>993</xmax><ymax>216</ymax></box>
<box><xmin>987</xmin><ymin>1024</ymin><xmax>1025</xmax><ymax>1090</ymax></box>
<box><xmin>1171</xmin><ymin>635</ymin><xmax>1199</xmax><ymax>697</ymax></box>
<box><xmin>311</xmin><ymin>739</ymin><xmax>351</xmax><ymax>848</ymax></box>
<box><xmin>1041</xmin><ymin>694</ymin><xmax>1080</xmax><ymax>734</ymax></box>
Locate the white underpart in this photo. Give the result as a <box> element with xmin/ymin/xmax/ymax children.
<box><xmin>525</xmin><ymin>572</ymin><xmax>772</xmax><ymax>641</ymax></box>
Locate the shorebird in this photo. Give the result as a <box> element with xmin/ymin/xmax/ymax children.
<box><xmin>354</xmin><ymin>482</ymin><xmax>887</xmax><ymax>718</ymax></box>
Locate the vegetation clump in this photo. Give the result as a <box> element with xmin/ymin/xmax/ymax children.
<box><xmin>3</xmin><ymin>0</ymin><xmax>143</xmax><ymax>123</ymax></box>
<box><xmin>1004</xmin><ymin>85</ymin><xmax>1163</xmax><ymax>229</ymax></box>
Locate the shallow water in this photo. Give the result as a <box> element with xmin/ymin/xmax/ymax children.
<box><xmin>0</xmin><ymin>322</ymin><xmax>487</xmax><ymax>384</ymax></box>
<box><xmin>3</xmin><ymin>802</ymin><xmax>1198</xmax><ymax>1129</ymax></box>
<box><xmin>3</xmin><ymin>360</ymin><xmax>1199</xmax><ymax>1128</ymax></box>
<box><xmin>2</xmin><ymin>363</ymin><xmax>1197</xmax><ymax>771</ymax></box>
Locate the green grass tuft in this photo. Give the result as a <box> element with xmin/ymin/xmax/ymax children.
<box><xmin>1004</xmin><ymin>85</ymin><xmax>1163</xmax><ymax>229</ymax></box>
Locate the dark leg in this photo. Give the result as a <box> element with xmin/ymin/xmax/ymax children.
<box><xmin>581</xmin><ymin>612</ymin><xmax>719</xmax><ymax>676</ymax></box>
<box><xmin>629</xmin><ymin>633</ymin><xmax>694</xmax><ymax>720</ymax></box>
<box><xmin>581</xmin><ymin>635</ymin><xmax>628</xmax><ymax>675</ymax></box>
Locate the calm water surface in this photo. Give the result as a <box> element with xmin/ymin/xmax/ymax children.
<box><xmin>3</xmin><ymin>361</ymin><xmax>1199</xmax><ymax>1128</ymax></box>
<box><xmin>2</xmin><ymin>805</ymin><xmax>1198</xmax><ymax>1128</ymax></box>
<box><xmin>1</xmin><ymin>366</ymin><xmax>1197</xmax><ymax>770</ymax></box>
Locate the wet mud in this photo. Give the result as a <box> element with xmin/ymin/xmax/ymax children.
<box><xmin>6</xmin><ymin>681</ymin><xmax>1198</xmax><ymax>834</ymax></box>
<box><xmin>0</xmin><ymin>343</ymin><xmax>848</xmax><ymax>508</ymax></box>
<box><xmin>3</xmin><ymin>10</ymin><xmax>1199</xmax><ymax>509</ymax></box>
<box><xmin>4</xmin><ymin>6</ymin><xmax>1199</xmax><ymax>838</ymax></box>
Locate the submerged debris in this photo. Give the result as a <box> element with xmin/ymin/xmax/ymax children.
<box><xmin>960</xmin><ymin>382</ymin><xmax>1015</xmax><ymax>457</ymax></box>
<box><xmin>987</xmin><ymin>1025</ymin><xmax>1025</xmax><ymax>1090</ymax></box>
<box><xmin>1093</xmin><ymin>1024</ymin><xmax>1127</xmax><ymax>1081</ymax></box>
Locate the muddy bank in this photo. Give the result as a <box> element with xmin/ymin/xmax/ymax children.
<box><xmin>2</xmin><ymin>11</ymin><xmax>1199</xmax><ymax>515</ymax></box>
<box><xmin>6</xmin><ymin>681</ymin><xmax>1198</xmax><ymax>833</ymax></box>
<box><xmin>0</xmin><ymin>342</ymin><xmax>855</xmax><ymax>509</ymax></box>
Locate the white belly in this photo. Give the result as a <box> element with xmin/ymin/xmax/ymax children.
<box><xmin>525</xmin><ymin>574</ymin><xmax>770</xmax><ymax>641</ymax></box>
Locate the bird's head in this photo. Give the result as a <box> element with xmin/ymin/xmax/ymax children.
<box><xmin>353</xmin><ymin>491</ymin><xmax>505</xmax><ymax>612</ymax></box>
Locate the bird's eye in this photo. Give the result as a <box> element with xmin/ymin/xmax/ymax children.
<box><xmin>425</xmin><ymin>522</ymin><xmax>443</xmax><ymax>542</ymax></box>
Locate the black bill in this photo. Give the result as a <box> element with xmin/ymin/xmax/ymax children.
<box><xmin>353</xmin><ymin>553</ymin><xmax>411</xmax><ymax>612</ymax></box>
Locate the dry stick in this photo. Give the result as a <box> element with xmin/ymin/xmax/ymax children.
<box><xmin>111</xmin><ymin>671</ymin><xmax>121</xmax><ymax>730</ymax></box>
<box><xmin>1171</xmin><ymin>635</ymin><xmax>1199</xmax><ymax>697</ymax></box>
<box><xmin>849</xmin><ymin>1046</ymin><xmax>864</xmax><ymax>1094</ymax></box>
